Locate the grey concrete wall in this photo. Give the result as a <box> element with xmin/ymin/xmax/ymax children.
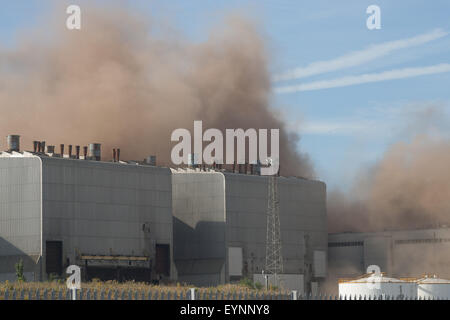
<box><xmin>224</xmin><ymin>173</ymin><xmax>327</xmax><ymax>289</ymax></box>
<box><xmin>0</xmin><ymin>157</ymin><xmax>42</xmax><ymax>279</ymax></box>
<box><xmin>390</xmin><ymin>228</ymin><xmax>450</xmax><ymax>278</ymax></box>
<box><xmin>172</xmin><ymin>170</ymin><xmax>327</xmax><ymax>289</ymax></box>
<box><xmin>40</xmin><ymin>157</ymin><xmax>174</xmax><ymax>279</ymax></box>
<box><xmin>171</xmin><ymin>170</ymin><xmax>226</xmax><ymax>286</ymax></box>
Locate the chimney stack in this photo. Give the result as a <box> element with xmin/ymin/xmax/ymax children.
<box><xmin>33</xmin><ymin>141</ymin><xmax>39</xmax><ymax>153</ymax></box>
<box><xmin>117</xmin><ymin>148</ymin><xmax>121</xmax><ymax>162</ymax></box>
<box><xmin>40</xmin><ymin>141</ymin><xmax>46</xmax><ymax>153</ymax></box>
<box><xmin>88</xmin><ymin>143</ymin><xmax>101</xmax><ymax>161</ymax></box>
<box><xmin>145</xmin><ymin>155</ymin><xmax>156</xmax><ymax>166</ymax></box>
<box><xmin>68</xmin><ymin>145</ymin><xmax>73</xmax><ymax>158</ymax></box>
<box><xmin>7</xmin><ymin>135</ymin><xmax>20</xmax><ymax>152</ymax></box>
<box><xmin>83</xmin><ymin>146</ymin><xmax>88</xmax><ymax>160</ymax></box>
<box><xmin>46</xmin><ymin>145</ymin><xmax>55</xmax><ymax>154</ymax></box>
<box><xmin>60</xmin><ymin>144</ymin><xmax>65</xmax><ymax>156</ymax></box>
<box><xmin>75</xmin><ymin>146</ymin><xmax>80</xmax><ymax>159</ymax></box>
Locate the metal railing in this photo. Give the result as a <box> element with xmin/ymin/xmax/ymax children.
<box><xmin>0</xmin><ymin>288</ymin><xmax>445</xmax><ymax>300</ymax></box>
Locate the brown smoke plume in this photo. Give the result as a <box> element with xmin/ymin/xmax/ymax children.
<box><xmin>0</xmin><ymin>3</ymin><xmax>313</xmax><ymax>178</ymax></box>
<box><xmin>329</xmin><ymin>133</ymin><xmax>450</xmax><ymax>233</ymax></box>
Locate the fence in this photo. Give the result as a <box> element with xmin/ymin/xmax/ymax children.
<box><xmin>0</xmin><ymin>288</ymin><xmax>445</xmax><ymax>300</ymax></box>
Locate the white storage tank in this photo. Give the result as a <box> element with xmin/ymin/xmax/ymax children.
<box><xmin>417</xmin><ymin>276</ymin><xmax>450</xmax><ymax>299</ymax></box>
<box><xmin>339</xmin><ymin>274</ymin><xmax>417</xmax><ymax>299</ymax></box>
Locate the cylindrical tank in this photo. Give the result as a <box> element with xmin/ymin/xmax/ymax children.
<box><xmin>88</xmin><ymin>143</ymin><xmax>101</xmax><ymax>161</ymax></box>
<box><xmin>339</xmin><ymin>275</ymin><xmax>417</xmax><ymax>299</ymax></box>
<box><xmin>417</xmin><ymin>276</ymin><xmax>450</xmax><ymax>299</ymax></box>
<box><xmin>7</xmin><ymin>135</ymin><xmax>20</xmax><ymax>152</ymax></box>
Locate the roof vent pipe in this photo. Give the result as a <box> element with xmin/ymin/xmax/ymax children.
<box><xmin>75</xmin><ymin>146</ymin><xmax>80</xmax><ymax>159</ymax></box>
<box><xmin>33</xmin><ymin>141</ymin><xmax>39</xmax><ymax>153</ymax></box>
<box><xmin>146</xmin><ymin>155</ymin><xmax>156</xmax><ymax>166</ymax></box>
<box><xmin>40</xmin><ymin>141</ymin><xmax>46</xmax><ymax>153</ymax></box>
<box><xmin>88</xmin><ymin>143</ymin><xmax>101</xmax><ymax>161</ymax></box>
<box><xmin>117</xmin><ymin>148</ymin><xmax>121</xmax><ymax>162</ymax></box>
<box><xmin>60</xmin><ymin>144</ymin><xmax>65</xmax><ymax>156</ymax></box>
<box><xmin>46</xmin><ymin>145</ymin><xmax>55</xmax><ymax>154</ymax></box>
<box><xmin>112</xmin><ymin>149</ymin><xmax>116</xmax><ymax>162</ymax></box>
<box><xmin>7</xmin><ymin>135</ymin><xmax>20</xmax><ymax>152</ymax></box>
<box><xmin>83</xmin><ymin>146</ymin><xmax>88</xmax><ymax>160</ymax></box>
<box><xmin>68</xmin><ymin>145</ymin><xmax>73</xmax><ymax>158</ymax></box>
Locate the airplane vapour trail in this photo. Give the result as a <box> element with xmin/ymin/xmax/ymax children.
<box><xmin>273</xmin><ymin>28</ymin><xmax>448</xmax><ymax>82</ymax></box>
<box><xmin>275</xmin><ymin>63</ymin><xmax>450</xmax><ymax>93</ymax></box>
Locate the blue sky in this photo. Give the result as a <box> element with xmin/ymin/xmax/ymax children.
<box><xmin>1</xmin><ymin>1</ymin><xmax>450</xmax><ymax>189</ymax></box>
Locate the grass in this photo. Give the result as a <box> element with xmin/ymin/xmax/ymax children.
<box><xmin>0</xmin><ymin>279</ymin><xmax>288</xmax><ymax>300</ymax></box>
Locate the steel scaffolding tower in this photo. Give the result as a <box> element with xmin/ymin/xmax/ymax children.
<box><xmin>265</xmin><ymin>175</ymin><xmax>283</xmax><ymax>275</ymax></box>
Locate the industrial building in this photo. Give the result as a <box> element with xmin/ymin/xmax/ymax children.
<box><xmin>171</xmin><ymin>168</ymin><xmax>327</xmax><ymax>293</ymax></box>
<box><xmin>0</xmin><ymin>135</ymin><xmax>328</xmax><ymax>293</ymax></box>
<box><xmin>327</xmin><ymin>227</ymin><xmax>450</xmax><ymax>294</ymax></box>
<box><xmin>0</xmin><ymin>136</ymin><xmax>174</xmax><ymax>282</ymax></box>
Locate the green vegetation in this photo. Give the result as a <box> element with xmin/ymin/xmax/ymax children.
<box><xmin>0</xmin><ymin>279</ymin><xmax>286</xmax><ymax>300</ymax></box>
<box><xmin>48</xmin><ymin>273</ymin><xmax>59</xmax><ymax>282</ymax></box>
<box><xmin>14</xmin><ymin>259</ymin><xmax>26</xmax><ymax>282</ymax></box>
<box><xmin>239</xmin><ymin>277</ymin><xmax>263</xmax><ymax>290</ymax></box>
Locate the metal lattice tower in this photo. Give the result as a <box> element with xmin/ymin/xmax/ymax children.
<box><xmin>265</xmin><ymin>175</ymin><xmax>283</xmax><ymax>275</ymax></box>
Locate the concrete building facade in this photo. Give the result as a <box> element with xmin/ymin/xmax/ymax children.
<box><xmin>327</xmin><ymin>227</ymin><xmax>450</xmax><ymax>293</ymax></box>
<box><xmin>171</xmin><ymin>169</ymin><xmax>328</xmax><ymax>293</ymax></box>
<box><xmin>1</xmin><ymin>140</ymin><xmax>328</xmax><ymax>289</ymax></box>
<box><xmin>0</xmin><ymin>153</ymin><xmax>174</xmax><ymax>282</ymax></box>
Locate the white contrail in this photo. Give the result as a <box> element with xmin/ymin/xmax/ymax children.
<box><xmin>275</xmin><ymin>63</ymin><xmax>450</xmax><ymax>93</ymax></box>
<box><xmin>273</xmin><ymin>29</ymin><xmax>448</xmax><ymax>82</ymax></box>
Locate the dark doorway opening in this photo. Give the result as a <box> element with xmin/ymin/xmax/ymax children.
<box><xmin>155</xmin><ymin>244</ymin><xmax>170</xmax><ymax>276</ymax></box>
<box><xmin>46</xmin><ymin>241</ymin><xmax>63</xmax><ymax>276</ymax></box>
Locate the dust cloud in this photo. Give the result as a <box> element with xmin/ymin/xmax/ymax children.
<box><xmin>0</xmin><ymin>2</ymin><xmax>313</xmax><ymax>178</ymax></box>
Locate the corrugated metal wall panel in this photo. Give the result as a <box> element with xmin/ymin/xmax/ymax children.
<box><xmin>40</xmin><ymin>158</ymin><xmax>173</xmax><ymax>274</ymax></box>
<box><xmin>0</xmin><ymin>157</ymin><xmax>42</xmax><ymax>257</ymax></box>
